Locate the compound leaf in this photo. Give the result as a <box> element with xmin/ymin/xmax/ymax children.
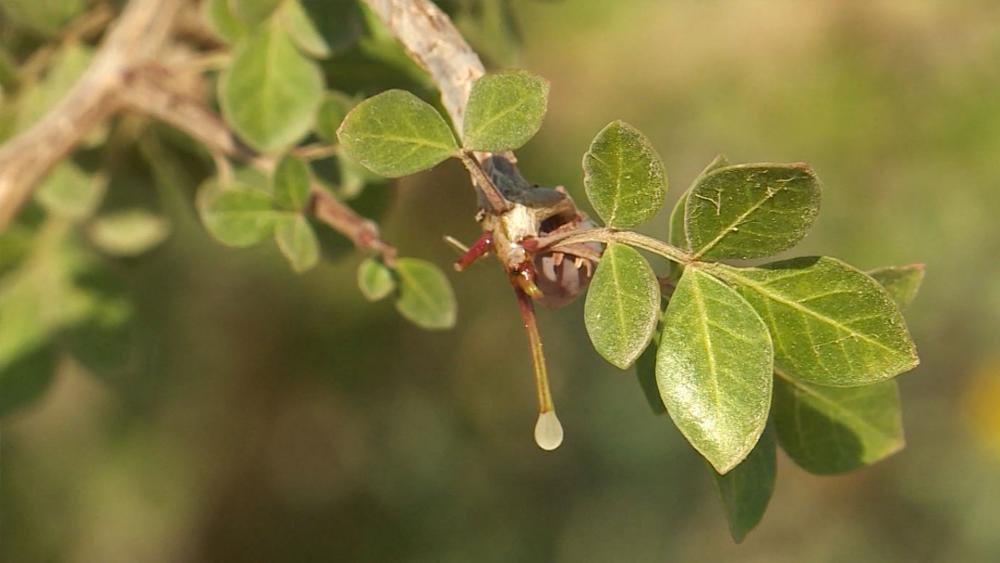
<box><xmin>583</xmin><ymin>120</ymin><xmax>667</xmax><ymax>229</ymax></box>
<box><xmin>657</xmin><ymin>267</ymin><xmax>773</xmax><ymax>474</ymax></box>
<box><xmin>584</xmin><ymin>243</ymin><xmax>660</xmax><ymax>369</ymax></box>
<box><xmin>713</xmin><ymin>425</ymin><xmax>776</xmax><ymax>543</ymax></box>
<box><xmin>338</xmin><ymin>90</ymin><xmax>458</xmax><ymax>178</ymax></box>
<box><xmin>711</xmin><ymin>257</ymin><xmax>918</xmax><ymax>387</ymax></box>
<box><xmin>394</xmin><ymin>258</ymin><xmax>457</xmax><ymax>330</ymax></box>
<box><xmin>219</xmin><ymin>22</ymin><xmax>324</xmax><ymax>152</ymax></box>
<box><xmin>686</xmin><ymin>163</ymin><xmax>820</xmax><ymax>260</ymax></box>
<box><xmin>462</xmin><ymin>71</ymin><xmax>549</xmax><ymax>151</ymax></box>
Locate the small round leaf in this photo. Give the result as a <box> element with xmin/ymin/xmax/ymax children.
<box><xmin>394</xmin><ymin>258</ymin><xmax>457</xmax><ymax>330</ymax></box>
<box><xmin>583</xmin><ymin>120</ymin><xmax>667</xmax><ymax>228</ymax></box>
<box><xmin>462</xmin><ymin>71</ymin><xmax>549</xmax><ymax>152</ymax></box>
<box><xmin>337</xmin><ymin>90</ymin><xmax>459</xmax><ymax>178</ymax></box>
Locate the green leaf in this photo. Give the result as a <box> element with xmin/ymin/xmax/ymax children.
<box><xmin>35</xmin><ymin>161</ymin><xmax>105</xmax><ymax>220</ymax></box>
<box><xmin>394</xmin><ymin>258</ymin><xmax>457</xmax><ymax>330</ymax></box>
<box><xmin>203</xmin><ymin>0</ymin><xmax>247</xmax><ymax>43</ymax></box>
<box><xmin>462</xmin><ymin>71</ymin><xmax>549</xmax><ymax>151</ymax></box>
<box><xmin>314</xmin><ymin>91</ymin><xmax>355</xmax><ymax>144</ymax></box>
<box><xmin>219</xmin><ymin>22</ymin><xmax>324</xmax><ymax>152</ymax></box>
<box><xmin>358</xmin><ymin>257</ymin><xmax>396</xmax><ymax>301</ymax></box>
<box><xmin>772</xmin><ymin>372</ymin><xmax>902</xmax><ymax>474</ymax></box>
<box><xmin>868</xmin><ymin>264</ymin><xmax>925</xmax><ymax>310</ymax></box>
<box><xmin>337</xmin><ymin>90</ymin><xmax>458</xmax><ymax>178</ymax></box>
<box><xmin>582</xmin><ymin>120</ymin><xmax>668</xmax><ymax>229</ymax></box>
<box><xmin>711</xmin><ymin>257</ymin><xmax>919</xmax><ymax>386</ymax></box>
<box><xmin>686</xmin><ymin>163</ymin><xmax>820</xmax><ymax>260</ymax></box>
<box><xmin>657</xmin><ymin>267</ymin><xmax>773</xmax><ymax>474</ymax></box>
<box><xmin>770</xmin><ymin>265</ymin><xmax>913</xmax><ymax>474</ymax></box>
<box><xmin>0</xmin><ymin>344</ymin><xmax>56</xmax><ymax>418</ymax></box>
<box><xmin>280</xmin><ymin>0</ymin><xmax>362</xmax><ymax>59</ymax></box>
<box><xmin>0</xmin><ymin>0</ymin><xmax>85</xmax><ymax>37</ymax></box>
<box><xmin>274</xmin><ymin>215</ymin><xmax>319</xmax><ymax>273</ymax></box>
<box><xmin>634</xmin><ymin>336</ymin><xmax>666</xmax><ymax>415</ymax></box>
<box><xmin>230</xmin><ymin>0</ymin><xmax>283</xmax><ymax>25</ymax></box>
<box><xmin>88</xmin><ymin>210</ymin><xmax>170</xmax><ymax>257</ymax></box>
<box><xmin>584</xmin><ymin>243</ymin><xmax>660</xmax><ymax>369</ymax></box>
<box><xmin>669</xmin><ymin>192</ymin><xmax>689</xmax><ymax>250</ymax></box>
<box><xmin>273</xmin><ymin>155</ymin><xmax>312</xmax><ymax>211</ymax></box>
<box><xmin>713</xmin><ymin>425</ymin><xmax>776</xmax><ymax>543</ymax></box>
<box><xmin>199</xmin><ymin>183</ymin><xmax>278</xmax><ymax>247</ymax></box>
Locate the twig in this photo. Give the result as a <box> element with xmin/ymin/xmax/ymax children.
<box><xmin>540</xmin><ymin>227</ymin><xmax>692</xmax><ymax>265</ymax></box>
<box><xmin>362</xmin><ymin>0</ymin><xmax>537</xmax><ymax>214</ymax></box>
<box><xmin>119</xmin><ymin>64</ymin><xmax>397</xmax><ymax>264</ymax></box>
<box><xmin>0</xmin><ymin>0</ymin><xmax>183</xmax><ymax>230</ymax></box>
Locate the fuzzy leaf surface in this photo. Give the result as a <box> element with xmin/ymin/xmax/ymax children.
<box><xmin>711</xmin><ymin>257</ymin><xmax>918</xmax><ymax>386</ymax></box>
<box><xmin>657</xmin><ymin>267</ymin><xmax>773</xmax><ymax>474</ymax></box>
<box><xmin>686</xmin><ymin>163</ymin><xmax>820</xmax><ymax>260</ymax></box>
<box><xmin>583</xmin><ymin>120</ymin><xmax>667</xmax><ymax>228</ymax></box>
<box><xmin>337</xmin><ymin>90</ymin><xmax>458</xmax><ymax>178</ymax></box>
<box><xmin>462</xmin><ymin>71</ymin><xmax>549</xmax><ymax>151</ymax></box>
<box><xmin>584</xmin><ymin>243</ymin><xmax>660</xmax><ymax>369</ymax></box>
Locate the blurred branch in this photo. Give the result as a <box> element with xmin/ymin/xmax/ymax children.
<box><xmin>120</xmin><ymin>65</ymin><xmax>397</xmax><ymax>264</ymax></box>
<box><xmin>0</xmin><ymin>0</ymin><xmax>183</xmax><ymax>230</ymax></box>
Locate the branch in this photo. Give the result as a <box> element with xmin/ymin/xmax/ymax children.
<box><xmin>0</xmin><ymin>0</ymin><xmax>184</xmax><ymax>229</ymax></box>
<box><xmin>120</xmin><ymin>65</ymin><xmax>397</xmax><ymax>264</ymax></box>
<box><xmin>362</xmin><ymin>0</ymin><xmax>540</xmax><ymax>214</ymax></box>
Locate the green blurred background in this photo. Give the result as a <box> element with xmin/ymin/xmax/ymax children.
<box><xmin>4</xmin><ymin>0</ymin><xmax>1000</xmax><ymax>561</ymax></box>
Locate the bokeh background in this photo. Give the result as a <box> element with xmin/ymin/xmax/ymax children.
<box><xmin>4</xmin><ymin>0</ymin><xmax>1000</xmax><ymax>561</ymax></box>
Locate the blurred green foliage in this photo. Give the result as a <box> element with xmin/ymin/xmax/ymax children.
<box><xmin>2</xmin><ymin>0</ymin><xmax>1000</xmax><ymax>562</ymax></box>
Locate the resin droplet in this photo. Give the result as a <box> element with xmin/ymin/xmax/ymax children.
<box><xmin>534</xmin><ymin>411</ymin><xmax>564</xmax><ymax>451</ymax></box>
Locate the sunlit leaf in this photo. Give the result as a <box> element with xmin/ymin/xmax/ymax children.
<box><xmin>686</xmin><ymin>163</ymin><xmax>820</xmax><ymax>260</ymax></box>
<box><xmin>394</xmin><ymin>258</ymin><xmax>457</xmax><ymax>330</ymax></box>
<box><xmin>710</xmin><ymin>257</ymin><xmax>919</xmax><ymax>386</ymax></box>
<box><xmin>199</xmin><ymin>183</ymin><xmax>277</xmax><ymax>247</ymax></box>
<box><xmin>358</xmin><ymin>257</ymin><xmax>395</xmax><ymax>302</ymax></box>
<box><xmin>462</xmin><ymin>71</ymin><xmax>548</xmax><ymax>152</ymax></box>
<box><xmin>338</xmin><ymin>90</ymin><xmax>458</xmax><ymax>177</ymax></box>
<box><xmin>274</xmin><ymin>215</ymin><xmax>319</xmax><ymax>273</ymax></box>
<box><xmin>88</xmin><ymin>210</ymin><xmax>170</xmax><ymax>256</ymax></box>
<box><xmin>272</xmin><ymin>155</ymin><xmax>312</xmax><ymax>211</ymax></box>
<box><xmin>770</xmin><ymin>265</ymin><xmax>915</xmax><ymax>474</ymax></box>
<box><xmin>657</xmin><ymin>267</ymin><xmax>773</xmax><ymax>474</ymax></box>
<box><xmin>712</xmin><ymin>425</ymin><xmax>776</xmax><ymax>543</ymax></box>
<box><xmin>583</xmin><ymin>120</ymin><xmax>668</xmax><ymax>228</ymax></box>
<box><xmin>219</xmin><ymin>23</ymin><xmax>324</xmax><ymax>152</ymax></box>
<box><xmin>584</xmin><ymin>243</ymin><xmax>660</xmax><ymax>369</ymax></box>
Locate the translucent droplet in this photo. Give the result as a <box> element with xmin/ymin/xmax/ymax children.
<box><xmin>534</xmin><ymin>411</ymin><xmax>564</xmax><ymax>451</ymax></box>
